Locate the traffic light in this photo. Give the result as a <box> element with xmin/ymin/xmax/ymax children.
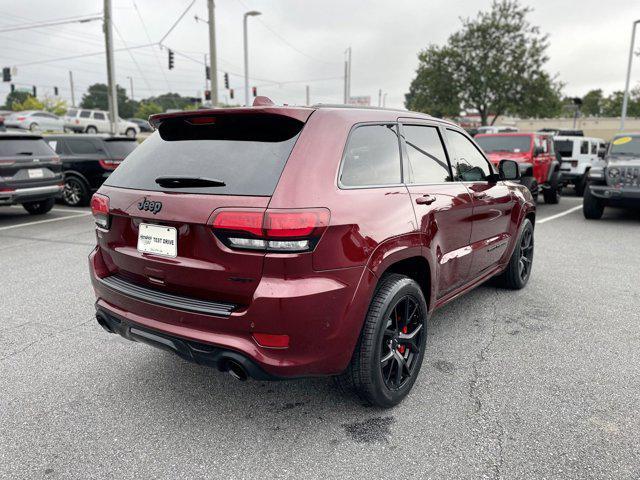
<box><xmin>224</xmin><ymin>73</ymin><xmax>229</xmax><ymax>89</ymax></box>
<box><xmin>2</xmin><ymin>67</ymin><xmax>10</xmax><ymax>82</ymax></box>
<box><xmin>168</xmin><ymin>49</ymin><xmax>174</xmax><ymax>70</ymax></box>
<box><xmin>205</xmin><ymin>65</ymin><xmax>210</xmax><ymax>80</ymax></box>
<box><xmin>204</xmin><ymin>90</ymin><xmax>211</xmax><ymax>101</ymax></box>
<box><xmin>32</xmin><ymin>86</ymin><xmax>37</xmax><ymax>97</ymax></box>
<box><xmin>229</xmin><ymin>88</ymin><xmax>234</xmax><ymax>99</ymax></box>
<box><xmin>54</xmin><ymin>86</ymin><xmax>59</xmax><ymax>96</ymax></box>
<box><xmin>252</xmin><ymin>86</ymin><xmax>257</xmax><ymax>97</ymax></box>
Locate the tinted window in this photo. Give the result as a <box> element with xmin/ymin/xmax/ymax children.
<box><xmin>555</xmin><ymin>140</ymin><xmax>573</xmax><ymax>158</ymax></box>
<box><xmin>0</xmin><ymin>138</ymin><xmax>55</xmax><ymax>157</ymax></box>
<box><xmin>590</xmin><ymin>142</ymin><xmax>597</xmax><ymax>154</ymax></box>
<box><xmin>46</xmin><ymin>140</ymin><xmax>63</xmax><ymax>154</ymax></box>
<box><xmin>79</xmin><ymin>110</ymin><xmax>91</xmax><ymax>118</ymax></box>
<box><xmin>105</xmin><ymin>114</ymin><xmax>303</xmax><ymax>196</ymax></box>
<box><xmin>476</xmin><ymin>135</ymin><xmax>531</xmax><ymax>153</ymax></box>
<box><xmin>104</xmin><ymin>140</ymin><xmax>137</xmax><ymax>158</ymax></box>
<box><xmin>93</xmin><ymin>112</ymin><xmax>106</xmax><ymax>120</ymax></box>
<box><xmin>447</xmin><ymin>130</ymin><xmax>492</xmax><ymax>181</ymax></box>
<box><xmin>67</xmin><ymin>139</ymin><xmax>100</xmax><ymax>155</ymax></box>
<box><xmin>340</xmin><ymin>124</ymin><xmax>401</xmax><ymax>186</ymax></box>
<box><xmin>402</xmin><ymin>125</ymin><xmax>450</xmax><ymax>183</ymax></box>
<box><xmin>66</xmin><ymin>109</ymin><xmax>78</xmax><ymax>117</ymax></box>
<box><xmin>580</xmin><ymin>141</ymin><xmax>589</xmax><ymax>154</ymax></box>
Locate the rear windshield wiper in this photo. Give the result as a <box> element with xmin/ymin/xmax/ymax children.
<box><xmin>17</xmin><ymin>151</ymin><xmax>33</xmax><ymax>155</ymax></box>
<box><xmin>154</xmin><ymin>176</ymin><xmax>226</xmax><ymax>188</ymax></box>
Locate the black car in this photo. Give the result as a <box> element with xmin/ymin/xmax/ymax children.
<box><xmin>126</xmin><ymin>118</ymin><xmax>153</xmax><ymax>133</ymax></box>
<box><xmin>45</xmin><ymin>135</ymin><xmax>138</xmax><ymax>206</ymax></box>
<box><xmin>0</xmin><ymin>132</ymin><xmax>63</xmax><ymax>214</ymax></box>
<box><xmin>584</xmin><ymin>133</ymin><xmax>640</xmax><ymax>219</ymax></box>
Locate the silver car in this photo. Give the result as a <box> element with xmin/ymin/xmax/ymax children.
<box><xmin>5</xmin><ymin>111</ymin><xmax>65</xmax><ymax>132</ymax></box>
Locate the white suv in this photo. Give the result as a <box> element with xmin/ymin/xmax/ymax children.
<box><xmin>63</xmin><ymin>109</ymin><xmax>140</xmax><ymax>138</ymax></box>
<box><xmin>555</xmin><ymin>136</ymin><xmax>606</xmax><ymax>195</ymax></box>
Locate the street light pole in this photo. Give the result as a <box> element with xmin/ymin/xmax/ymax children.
<box><xmin>103</xmin><ymin>0</ymin><xmax>118</xmax><ymax>135</ymax></box>
<box><xmin>207</xmin><ymin>0</ymin><xmax>218</xmax><ymax>106</ymax></box>
<box><xmin>621</xmin><ymin>19</ymin><xmax>640</xmax><ymax>130</ymax></box>
<box><xmin>243</xmin><ymin>11</ymin><xmax>261</xmax><ymax>107</ymax></box>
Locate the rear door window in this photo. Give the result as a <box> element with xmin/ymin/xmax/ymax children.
<box><xmin>447</xmin><ymin>129</ymin><xmax>493</xmax><ymax>181</ymax></box>
<box><xmin>580</xmin><ymin>141</ymin><xmax>589</xmax><ymax>154</ymax></box>
<box><xmin>401</xmin><ymin>124</ymin><xmax>451</xmax><ymax>183</ymax></box>
<box><xmin>104</xmin><ymin>114</ymin><xmax>304</xmax><ymax>196</ymax></box>
<box><xmin>103</xmin><ymin>140</ymin><xmax>137</xmax><ymax>159</ymax></box>
<box><xmin>93</xmin><ymin>112</ymin><xmax>106</xmax><ymax>120</ymax></box>
<box><xmin>340</xmin><ymin>124</ymin><xmax>401</xmax><ymax>187</ymax></box>
<box><xmin>67</xmin><ymin>139</ymin><xmax>100</xmax><ymax>155</ymax></box>
<box><xmin>555</xmin><ymin>140</ymin><xmax>574</xmax><ymax>158</ymax></box>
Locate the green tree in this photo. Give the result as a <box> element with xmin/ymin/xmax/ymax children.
<box><xmin>405</xmin><ymin>0</ymin><xmax>560</xmax><ymax>124</ymax></box>
<box><xmin>135</xmin><ymin>101</ymin><xmax>163</xmax><ymax>119</ymax></box>
<box><xmin>80</xmin><ymin>83</ymin><xmax>138</xmax><ymax>118</ymax></box>
<box><xmin>581</xmin><ymin>89</ymin><xmax>603</xmax><ymax>116</ymax></box>
<box><xmin>143</xmin><ymin>92</ymin><xmax>196</xmax><ymax>111</ymax></box>
<box><xmin>602</xmin><ymin>88</ymin><xmax>640</xmax><ymax>117</ymax></box>
<box><xmin>42</xmin><ymin>96</ymin><xmax>68</xmax><ymax>116</ymax></box>
<box><xmin>11</xmin><ymin>95</ymin><xmax>44</xmax><ymax>111</ymax></box>
<box><xmin>3</xmin><ymin>90</ymin><xmax>31</xmax><ymax>109</ymax></box>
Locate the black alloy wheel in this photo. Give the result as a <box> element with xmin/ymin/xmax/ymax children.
<box><xmin>380</xmin><ymin>295</ymin><xmax>424</xmax><ymax>390</ymax></box>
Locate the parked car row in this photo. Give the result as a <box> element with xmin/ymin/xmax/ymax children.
<box><xmin>63</xmin><ymin>109</ymin><xmax>143</xmax><ymax>137</ymax></box>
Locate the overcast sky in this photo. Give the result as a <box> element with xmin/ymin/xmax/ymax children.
<box><xmin>1</xmin><ymin>0</ymin><xmax>639</xmax><ymax>110</ymax></box>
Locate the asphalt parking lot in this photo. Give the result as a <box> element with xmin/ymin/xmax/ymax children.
<box><xmin>1</xmin><ymin>195</ymin><xmax>639</xmax><ymax>480</ymax></box>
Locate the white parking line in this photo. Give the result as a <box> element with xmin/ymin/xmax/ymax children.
<box><xmin>0</xmin><ymin>212</ymin><xmax>92</xmax><ymax>232</ymax></box>
<box><xmin>538</xmin><ymin>205</ymin><xmax>582</xmax><ymax>224</ymax></box>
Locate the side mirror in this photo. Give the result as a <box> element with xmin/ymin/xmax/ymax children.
<box><xmin>499</xmin><ymin>159</ymin><xmax>520</xmax><ymax>181</ymax></box>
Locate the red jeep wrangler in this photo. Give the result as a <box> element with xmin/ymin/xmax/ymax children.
<box><xmin>475</xmin><ymin>132</ymin><xmax>562</xmax><ymax>203</ymax></box>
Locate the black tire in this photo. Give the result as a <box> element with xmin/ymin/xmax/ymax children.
<box><xmin>520</xmin><ymin>176</ymin><xmax>539</xmax><ymax>203</ymax></box>
<box><xmin>85</xmin><ymin>126</ymin><xmax>98</xmax><ymax>134</ymax></box>
<box><xmin>29</xmin><ymin>122</ymin><xmax>39</xmax><ymax>132</ymax></box>
<box><xmin>125</xmin><ymin>128</ymin><xmax>136</xmax><ymax>138</ymax></box>
<box><xmin>334</xmin><ymin>274</ymin><xmax>428</xmax><ymax>408</ymax></box>
<box><xmin>583</xmin><ymin>184</ymin><xmax>604</xmax><ymax>219</ymax></box>
<box><xmin>495</xmin><ymin>218</ymin><xmax>534</xmax><ymax>290</ymax></box>
<box><xmin>22</xmin><ymin>198</ymin><xmax>55</xmax><ymax>215</ymax></box>
<box><xmin>62</xmin><ymin>176</ymin><xmax>90</xmax><ymax>207</ymax></box>
<box><xmin>543</xmin><ymin>170</ymin><xmax>561</xmax><ymax>204</ymax></box>
<box><xmin>574</xmin><ymin>173</ymin><xmax>587</xmax><ymax>196</ymax></box>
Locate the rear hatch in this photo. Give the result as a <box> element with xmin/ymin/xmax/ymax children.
<box><xmin>0</xmin><ymin>135</ymin><xmax>62</xmax><ymax>189</ymax></box>
<box><xmin>95</xmin><ymin>109</ymin><xmax>311</xmax><ymax>306</ymax></box>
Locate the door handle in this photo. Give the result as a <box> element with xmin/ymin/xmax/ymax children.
<box><xmin>473</xmin><ymin>192</ymin><xmax>487</xmax><ymax>200</ymax></box>
<box><xmin>415</xmin><ymin>194</ymin><xmax>437</xmax><ymax>205</ymax></box>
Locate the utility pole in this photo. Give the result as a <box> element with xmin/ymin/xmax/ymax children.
<box><xmin>103</xmin><ymin>0</ymin><xmax>118</xmax><ymax>135</ymax></box>
<box><xmin>207</xmin><ymin>0</ymin><xmax>218</xmax><ymax>106</ymax></box>
<box><xmin>343</xmin><ymin>60</ymin><xmax>348</xmax><ymax>104</ymax></box>
<box><xmin>69</xmin><ymin>71</ymin><xmax>76</xmax><ymax>107</ymax></box>
<box><xmin>243</xmin><ymin>11</ymin><xmax>261</xmax><ymax>107</ymax></box>
<box><xmin>128</xmin><ymin>76</ymin><xmax>134</xmax><ymax>101</ymax></box>
<box><xmin>621</xmin><ymin>19</ymin><xmax>640</xmax><ymax>130</ymax></box>
<box><xmin>305</xmin><ymin>85</ymin><xmax>310</xmax><ymax>106</ymax></box>
<box><xmin>378</xmin><ymin>89</ymin><xmax>382</xmax><ymax>107</ymax></box>
<box><xmin>347</xmin><ymin>47</ymin><xmax>352</xmax><ymax>103</ymax></box>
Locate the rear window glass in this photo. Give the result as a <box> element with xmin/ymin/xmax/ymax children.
<box><xmin>66</xmin><ymin>109</ymin><xmax>78</xmax><ymax>117</ymax></box>
<box><xmin>0</xmin><ymin>138</ymin><xmax>54</xmax><ymax>157</ymax></box>
<box><xmin>340</xmin><ymin>124</ymin><xmax>401</xmax><ymax>186</ymax></box>
<box><xmin>104</xmin><ymin>114</ymin><xmax>304</xmax><ymax>196</ymax></box>
<box><xmin>68</xmin><ymin>139</ymin><xmax>99</xmax><ymax>155</ymax></box>
<box><xmin>104</xmin><ymin>140</ymin><xmax>137</xmax><ymax>159</ymax></box>
<box><xmin>79</xmin><ymin>110</ymin><xmax>91</xmax><ymax>118</ymax></box>
<box><xmin>555</xmin><ymin>140</ymin><xmax>573</xmax><ymax>157</ymax></box>
<box><xmin>476</xmin><ymin>135</ymin><xmax>531</xmax><ymax>153</ymax></box>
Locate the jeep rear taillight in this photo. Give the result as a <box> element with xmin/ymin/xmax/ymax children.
<box><xmin>212</xmin><ymin>208</ymin><xmax>330</xmax><ymax>253</ymax></box>
<box><xmin>99</xmin><ymin>159</ymin><xmax>122</xmax><ymax>170</ymax></box>
<box><xmin>90</xmin><ymin>193</ymin><xmax>110</xmax><ymax>229</ymax></box>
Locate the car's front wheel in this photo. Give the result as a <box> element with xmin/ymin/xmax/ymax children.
<box><xmin>335</xmin><ymin>274</ymin><xmax>428</xmax><ymax>408</ymax></box>
<box><xmin>29</xmin><ymin>122</ymin><xmax>39</xmax><ymax>132</ymax></box>
<box><xmin>125</xmin><ymin>128</ymin><xmax>136</xmax><ymax>138</ymax></box>
<box><xmin>22</xmin><ymin>198</ymin><xmax>55</xmax><ymax>215</ymax></box>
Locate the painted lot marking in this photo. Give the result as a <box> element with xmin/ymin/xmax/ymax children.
<box><xmin>537</xmin><ymin>205</ymin><xmax>582</xmax><ymax>224</ymax></box>
<box><xmin>0</xmin><ymin>212</ymin><xmax>92</xmax><ymax>232</ymax></box>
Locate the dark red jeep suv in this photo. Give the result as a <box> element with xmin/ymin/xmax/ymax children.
<box><xmin>89</xmin><ymin>100</ymin><xmax>535</xmax><ymax>407</ymax></box>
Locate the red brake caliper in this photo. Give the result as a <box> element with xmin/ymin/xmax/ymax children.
<box><xmin>398</xmin><ymin>326</ymin><xmax>408</xmax><ymax>354</ymax></box>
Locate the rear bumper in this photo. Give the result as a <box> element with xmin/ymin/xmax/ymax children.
<box><xmin>0</xmin><ymin>184</ymin><xmax>63</xmax><ymax>205</ymax></box>
<box><xmin>89</xmin><ymin>246</ymin><xmax>373</xmax><ymax>378</ymax></box>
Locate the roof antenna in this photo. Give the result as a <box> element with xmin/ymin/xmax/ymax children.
<box><xmin>252</xmin><ymin>96</ymin><xmax>275</xmax><ymax>107</ymax></box>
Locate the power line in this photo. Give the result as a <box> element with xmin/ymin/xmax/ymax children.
<box><xmin>0</xmin><ymin>13</ymin><xmax>102</xmax><ymax>33</ymax></box>
<box><xmin>132</xmin><ymin>0</ymin><xmax>172</xmax><ymax>91</ymax></box>
<box><xmin>113</xmin><ymin>23</ymin><xmax>155</xmax><ymax>96</ymax></box>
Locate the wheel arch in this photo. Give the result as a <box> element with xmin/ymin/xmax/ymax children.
<box><xmin>379</xmin><ymin>256</ymin><xmax>432</xmax><ymax>310</ymax></box>
<box><xmin>63</xmin><ymin>169</ymin><xmax>90</xmax><ymax>187</ymax></box>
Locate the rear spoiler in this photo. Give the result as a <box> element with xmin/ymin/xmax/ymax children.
<box><xmin>149</xmin><ymin>106</ymin><xmax>314</xmax><ymax>130</ymax></box>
